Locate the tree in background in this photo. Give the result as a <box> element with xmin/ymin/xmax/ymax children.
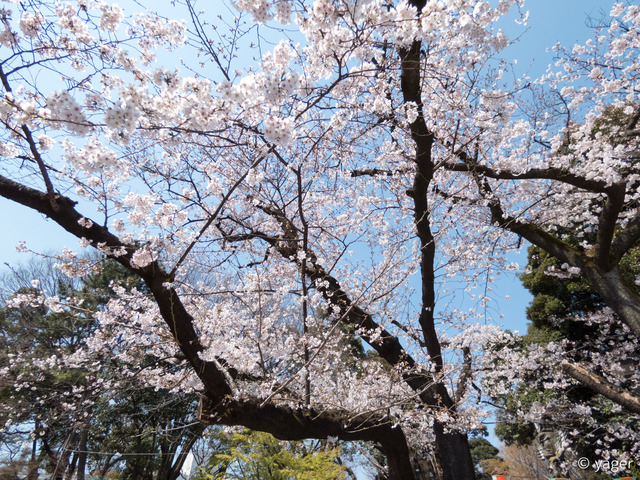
<box><xmin>1</xmin><ymin>1</ymin><xmax>640</xmax><ymax>479</ymax></box>
<box><xmin>468</xmin><ymin>437</ymin><xmax>500</xmax><ymax>480</ymax></box>
<box><xmin>499</xmin><ymin>443</ymin><xmax>608</xmax><ymax>480</ymax></box>
<box><xmin>1</xmin><ymin>258</ymin><xmax>100</xmax><ymax>479</ymax></box>
<box><xmin>0</xmin><ymin>258</ymin><xmax>203</xmax><ymax>480</ymax></box>
<box><xmin>489</xmin><ymin>244</ymin><xmax>640</xmax><ymax>475</ymax></box>
<box><xmin>194</xmin><ymin>428</ymin><xmax>348</xmax><ymax>480</ymax></box>
<box><xmin>0</xmin><ymin>257</ymin><xmax>373</xmax><ymax>480</ymax></box>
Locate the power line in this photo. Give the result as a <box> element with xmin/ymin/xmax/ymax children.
<box><xmin>63</xmin><ymin>449</ymin><xmax>177</xmax><ymax>456</ymax></box>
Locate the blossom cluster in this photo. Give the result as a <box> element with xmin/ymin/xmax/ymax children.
<box><xmin>45</xmin><ymin>91</ymin><xmax>91</xmax><ymax>135</ymax></box>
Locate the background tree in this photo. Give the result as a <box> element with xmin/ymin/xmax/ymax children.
<box><xmin>0</xmin><ymin>258</ymin><xmax>204</xmax><ymax>480</ymax></box>
<box><xmin>194</xmin><ymin>428</ymin><xmax>347</xmax><ymax>480</ymax></box>
<box><xmin>468</xmin><ymin>437</ymin><xmax>500</xmax><ymax>480</ymax></box>
<box><xmin>1</xmin><ymin>259</ymin><xmax>100</xmax><ymax>479</ymax></box>
<box><xmin>489</xmin><ymin>244</ymin><xmax>640</xmax><ymax>473</ymax></box>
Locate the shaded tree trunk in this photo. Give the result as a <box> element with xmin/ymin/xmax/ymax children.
<box><xmin>75</xmin><ymin>425</ymin><xmax>89</xmax><ymax>480</ymax></box>
<box><xmin>164</xmin><ymin>423</ymin><xmax>207</xmax><ymax>480</ymax></box>
<box><xmin>49</xmin><ymin>431</ymin><xmax>78</xmax><ymax>480</ymax></box>
<box><xmin>434</xmin><ymin>426</ymin><xmax>476</xmax><ymax>480</ymax></box>
<box><xmin>98</xmin><ymin>454</ymin><xmax>115</xmax><ymax>479</ymax></box>
<box><xmin>582</xmin><ymin>265</ymin><xmax>640</xmax><ymax>338</ymax></box>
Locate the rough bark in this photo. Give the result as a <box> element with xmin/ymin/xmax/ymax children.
<box><xmin>434</xmin><ymin>427</ymin><xmax>475</xmax><ymax>480</ymax></box>
<box><xmin>75</xmin><ymin>426</ymin><xmax>89</xmax><ymax>480</ymax></box>
<box><xmin>561</xmin><ymin>361</ymin><xmax>640</xmax><ymax>414</ymax></box>
<box><xmin>581</xmin><ymin>264</ymin><xmax>640</xmax><ymax>338</ymax></box>
<box><xmin>397</xmin><ymin>1</ymin><xmax>477</xmax><ymax>477</ymax></box>
<box><xmin>48</xmin><ymin>431</ymin><xmax>77</xmax><ymax>480</ymax></box>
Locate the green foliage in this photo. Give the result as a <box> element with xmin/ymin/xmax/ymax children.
<box><xmin>494</xmin><ymin>243</ymin><xmax>640</xmax><ymax>457</ymax></box>
<box><xmin>196</xmin><ymin>428</ymin><xmax>347</xmax><ymax>480</ymax></box>
<box><xmin>0</xmin><ymin>257</ymin><xmax>203</xmax><ymax>480</ymax></box>
<box><xmin>88</xmin><ymin>388</ymin><xmax>202</xmax><ymax>480</ymax></box>
<box><xmin>493</xmin><ymin>376</ymin><xmax>569</xmax><ymax>447</ymax></box>
<box><xmin>469</xmin><ymin>438</ymin><xmax>500</xmax><ymax>480</ymax></box>
<box><xmin>520</xmin><ymin>247</ymin><xmax>603</xmax><ymax>336</ymax></box>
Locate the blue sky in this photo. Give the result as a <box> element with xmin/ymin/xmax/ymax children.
<box><xmin>0</xmin><ymin>0</ymin><xmax>614</xmax><ymax>315</ymax></box>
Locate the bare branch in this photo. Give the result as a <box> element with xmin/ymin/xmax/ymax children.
<box><xmin>0</xmin><ymin>174</ymin><xmax>234</xmax><ymax>400</ymax></box>
<box><xmin>0</xmin><ymin>64</ymin><xmax>59</xmax><ymax>211</ymax></box>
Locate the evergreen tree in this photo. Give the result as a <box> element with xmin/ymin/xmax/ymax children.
<box><xmin>493</xmin><ymin>244</ymin><xmax>640</xmax><ymax>469</ymax></box>
<box><xmin>194</xmin><ymin>428</ymin><xmax>347</xmax><ymax>480</ymax></box>
<box><xmin>468</xmin><ymin>437</ymin><xmax>500</xmax><ymax>480</ymax></box>
<box><xmin>0</xmin><ymin>258</ymin><xmax>203</xmax><ymax>480</ymax></box>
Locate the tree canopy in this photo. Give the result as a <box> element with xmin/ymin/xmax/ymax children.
<box><xmin>1</xmin><ymin>0</ymin><xmax>639</xmax><ymax>479</ymax></box>
<box><xmin>0</xmin><ymin>258</ymin><xmax>205</xmax><ymax>479</ymax></box>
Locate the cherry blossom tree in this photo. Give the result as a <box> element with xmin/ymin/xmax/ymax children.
<box><xmin>0</xmin><ymin>257</ymin><xmax>206</xmax><ymax>480</ymax></box>
<box><xmin>486</xmin><ymin>246</ymin><xmax>640</xmax><ymax>476</ymax></box>
<box><xmin>1</xmin><ymin>0</ymin><xmax>639</xmax><ymax>479</ymax></box>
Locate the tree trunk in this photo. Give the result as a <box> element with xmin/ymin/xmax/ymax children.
<box><xmin>64</xmin><ymin>452</ymin><xmax>77</xmax><ymax>480</ymax></box>
<box><xmin>380</xmin><ymin>427</ymin><xmax>416</xmax><ymax>480</ymax></box>
<box><xmin>75</xmin><ymin>425</ymin><xmax>89</xmax><ymax>480</ymax></box>
<box><xmin>26</xmin><ymin>438</ymin><xmax>40</xmax><ymax>480</ymax></box>
<box><xmin>98</xmin><ymin>454</ymin><xmax>115</xmax><ymax>479</ymax></box>
<box><xmin>434</xmin><ymin>424</ymin><xmax>476</xmax><ymax>480</ymax></box>
<box><xmin>165</xmin><ymin>423</ymin><xmax>206</xmax><ymax>480</ymax></box>
<box><xmin>582</xmin><ymin>264</ymin><xmax>640</xmax><ymax>338</ymax></box>
<box><xmin>51</xmin><ymin>431</ymin><xmax>78</xmax><ymax>480</ymax></box>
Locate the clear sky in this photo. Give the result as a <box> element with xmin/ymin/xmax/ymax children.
<box><xmin>503</xmin><ymin>0</ymin><xmax>615</xmax><ymax>78</ymax></box>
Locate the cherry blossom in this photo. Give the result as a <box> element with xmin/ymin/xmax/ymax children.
<box><xmin>0</xmin><ymin>0</ymin><xmax>639</xmax><ymax>479</ymax></box>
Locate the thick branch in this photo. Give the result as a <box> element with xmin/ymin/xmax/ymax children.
<box><xmin>485</xmin><ymin>195</ymin><xmax>640</xmax><ymax>337</ymax></box>
<box><xmin>168</xmin><ymin>423</ymin><xmax>207</xmax><ymax>480</ymax></box>
<box><xmin>454</xmin><ymin>347</ymin><xmax>472</xmax><ymax>403</ymax></box>
<box><xmin>287</xmin><ymin>240</ymin><xmax>440</xmax><ymax>404</ymax></box>
<box><xmin>399</xmin><ymin>39</ymin><xmax>444</xmax><ymax>382</ymax></box>
<box><xmin>0</xmin><ymin>175</ymin><xmax>233</xmax><ymax>400</ymax></box>
<box><xmin>486</xmin><ymin>196</ymin><xmax>586</xmax><ymax>268</ymax></box>
<box><xmin>454</xmin><ymin>147</ymin><xmax>640</xmax><ymax>339</ymax></box>
<box><xmin>350</xmin><ymin>168</ymin><xmax>395</xmax><ymax>177</ymax></box>
<box><xmin>561</xmin><ymin>361</ymin><xmax>640</xmax><ymax>414</ymax></box>
<box><xmin>204</xmin><ymin>397</ymin><xmax>416</xmax><ymax>480</ymax></box>
<box><xmin>444</xmin><ymin>161</ymin><xmax>610</xmax><ymax>193</ymax></box>
<box><xmin>594</xmin><ymin>183</ymin><xmax>626</xmax><ymax>269</ymax></box>
<box><xmin>237</xmin><ymin>205</ymin><xmax>440</xmax><ymax>405</ymax></box>
<box><xmin>580</xmin><ymin>265</ymin><xmax>640</xmax><ymax>338</ymax></box>
<box><xmin>610</xmin><ymin>208</ymin><xmax>640</xmax><ymax>263</ymax></box>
